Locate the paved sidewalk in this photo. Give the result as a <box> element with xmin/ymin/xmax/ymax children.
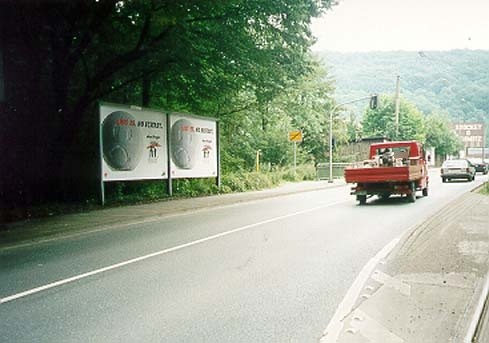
<box><xmin>0</xmin><ymin>179</ymin><xmax>345</xmax><ymax>250</ymax></box>
<box><xmin>321</xmin><ymin>189</ymin><xmax>489</xmax><ymax>343</ymax></box>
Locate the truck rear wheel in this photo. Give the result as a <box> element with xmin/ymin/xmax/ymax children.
<box><xmin>422</xmin><ymin>186</ymin><xmax>428</xmax><ymax>197</ymax></box>
<box><xmin>357</xmin><ymin>195</ymin><xmax>367</xmax><ymax>205</ymax></box>
<box><xmin>408</xmin><ymin>182</ymin><xmax>416</xmax><ymax>203</ymax></box>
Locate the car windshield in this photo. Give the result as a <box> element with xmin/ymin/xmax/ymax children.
<box><xmin>469</xmin><ymin>158</ymin><xmax>482</xmax><ymax>164</ymax></box>
<box><xmin>443</xmin><ymin>160</ymin><xmax>467</xmax><ymax>168</ymax></box>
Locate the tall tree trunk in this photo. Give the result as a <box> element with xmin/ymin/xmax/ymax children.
<box><xmin>142</xmin><ymin>73</ymin><xmax>151</xmax><ymax>107</ymax></box>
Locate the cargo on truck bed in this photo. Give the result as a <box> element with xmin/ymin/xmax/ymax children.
<box><xmin>344</xmin><ymin>141</ymin><xmax>429</xmax><ymax>205</ymax></box>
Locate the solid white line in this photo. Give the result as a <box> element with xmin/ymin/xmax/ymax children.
<box><xmin>320</xmin><ymin>237</ymin><xmax>400</xmax><ymax>343</ymax></box>
<box><xmin>0</xmin><ymin>200</ymin><xmax>347</xmax><ymax>305</ymax></box>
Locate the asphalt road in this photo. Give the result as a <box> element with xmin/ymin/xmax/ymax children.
<box><xmin>0</xmin><ymin>170</ymin><xmax>486</xmax><ymax>343</ymax></box>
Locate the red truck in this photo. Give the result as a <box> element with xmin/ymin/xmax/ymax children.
<box><xmin>344</xmin><ymin>141</ymin><xmax>429</xmax><ymax>205</ymax></box>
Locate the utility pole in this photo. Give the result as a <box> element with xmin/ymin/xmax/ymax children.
<box><xmin>394</xmin><ymin>75</ymin><xmax>401</xmax><ymax>137</ymax></box>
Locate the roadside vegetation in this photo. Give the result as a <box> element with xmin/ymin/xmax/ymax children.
<box><xmin>0</xmin><ymin>1</ymin><xmax>481</xmax><ymax>223</ymax></box>
<box><xmin>480</xmin><ymin>182</ymin><xmax>489</xmax><ymax>196</ymax></box>
<box><xmin>1</xmin><ymin>165</ymin><xmax>317</xmax><ymax>223</ymax></box>
<box><xmin>320</xmin><ymin>50</ymin><xmax>489</xmax><ymax>144</ymax></box>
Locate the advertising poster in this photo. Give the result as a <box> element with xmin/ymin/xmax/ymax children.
<box><xmin>169</xmin><ymin>113</ymin><xmax>218</xmax><ymax>179</ymax></box>
<box><xmin>100</xmin><ymin>103</ymin><xmax>168</xmax><ymax>181</ymax></box>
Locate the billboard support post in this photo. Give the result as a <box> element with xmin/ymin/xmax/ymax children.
<box><xmin>288</xmin><ymin>130</ymin><xmax>302</xmax><ymax>177</ymax></box>
<box><xmin>166</xmin><ymin>112</ymin><xmax>173</xmax><ymax>197</ymax></box>
<box><xmin>99</xmin><ymin>104</ymin><xmax>106</xmax><ymax>206</ymax></box>
<box><xmin>216</xmin><ymin>121</ymin><xmax>221</xmax><ymax>188</ymax></box>
<box><xmin>100</xmin><ymin>180</ymin><xmax>105</xmax><ymax>206</ymax></box>
<box><xmin>293</xmin><ymin>142</ymin><xmax>297</xmax><ymax>176</ymax></box>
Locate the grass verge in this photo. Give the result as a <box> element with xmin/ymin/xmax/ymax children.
<box><xmin>1</xmin><ymin>165</ymin><xmax>319</xmax><ymax>224</ymax></box>
<box><xmin>479</xmin><ymin>181</ymin><xmax>489</xmax><ymax>196</ymax></box>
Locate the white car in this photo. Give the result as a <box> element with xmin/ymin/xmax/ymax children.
<box><xmin>441</xmin><ymin>159</ymin><xmax>476</xmax><ymax>182</ymax></box>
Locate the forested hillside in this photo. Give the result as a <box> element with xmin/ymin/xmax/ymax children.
<box><xmin>318</xmin><ymin>50</ymin><xmax>489</xmax><ymax>123</ymax></box>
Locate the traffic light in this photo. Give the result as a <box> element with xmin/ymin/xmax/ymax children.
<box><xmin>369</xmin><ymin>94</ymin><xmax>378</xmax><ymax>109</ymax></box>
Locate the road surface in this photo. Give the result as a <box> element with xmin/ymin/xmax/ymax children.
<box><xmin>0</xmin><ymin>170</ymin><xmax>485</xmax><ymax>342</ymax></box>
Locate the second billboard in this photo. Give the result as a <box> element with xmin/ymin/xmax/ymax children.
<box><xmin>170</xmin><ymin>113</ymin><xmax>218</xmax><ymax>179</ymax></box>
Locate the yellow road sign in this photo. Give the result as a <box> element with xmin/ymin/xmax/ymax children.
<box><xmin>288</xmin><ymin>130</ymin><xmax>303</xmax><ymax>142</ymax></box>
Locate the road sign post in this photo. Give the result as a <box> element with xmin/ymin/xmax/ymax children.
<box><xmin>288</xmin><ymin>131</ymin><xmax>303</xmax><ymax>176</ymax></box>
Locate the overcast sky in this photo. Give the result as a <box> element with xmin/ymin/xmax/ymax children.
<box><xmin>311</xmin><ymin>0</ymin><xmax>489</xmax><ymax>52</ymax></box>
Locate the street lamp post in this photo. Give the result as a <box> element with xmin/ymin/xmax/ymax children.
<box><xmin>328</xmin><ymin>103</ymin><xmax>338</xmax><ymax>183</ymax></box>
<box><xmin>328</xmin><ymin>95</ymin><xmax>378</xmax><ymax>183</ymax></box>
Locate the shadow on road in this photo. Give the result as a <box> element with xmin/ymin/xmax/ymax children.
<box><xmin>359</xmin><ymin>195</ymin><xmax>424</xmax><ymax>207</ymax></box>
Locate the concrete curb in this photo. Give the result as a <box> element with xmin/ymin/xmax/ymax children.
<box><xmin>321</xmin><ymin>189</ymin><xmax>489</xmax><ymax>343</ymax></box>
<box><xmin>467</xmin><ymin>272</ymin><xmax>489</xmax><ymax>343</ymax></box>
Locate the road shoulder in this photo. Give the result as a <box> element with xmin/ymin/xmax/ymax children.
<box><xmin>321</xmin><ymin>190</ymin><xmax>489</xmax><ymax>343</ymax></box>
<box><xmin>0</xmin><ymin>180</ymin><xmax>345</xmax><ymax>250</ymax></box>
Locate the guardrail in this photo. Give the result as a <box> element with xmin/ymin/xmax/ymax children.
<box><xmin>316</xmin><ymin>162</ymin><xmax>352</xmax><ymax>180</ymax></box>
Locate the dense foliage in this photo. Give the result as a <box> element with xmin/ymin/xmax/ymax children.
<box><xmin>0</xmin><ymin>0</ymin><xmax>336</xmax><ymax>209</ymax></box>
<box><xmin>3</xmin><ymin>2</ymin><xmax>482</xmax><ymax>215</ymax></box>
<box><xmin>319</xmin><ymin>50</ymin><xmax>489</xmax><ymax>124</ymax></box>
<box><xmin>362</xmin><ymin>95</ymin><xmax>461</xmax><ymax>157</ymax></box>
<box><xmin>363</xmin><ymin>96</ymin><xmax>426</xmax><ymax>142</ymax></box>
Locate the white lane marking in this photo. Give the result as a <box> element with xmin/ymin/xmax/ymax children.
<box><xmin>320</xmin><ymin>237</ymin><xmax>400</xmax><ymax>343</ymax></box>
<box><xmin>1</xmin><ymin>185</ymin><xmax>348</xmax><ymax>252</ymax></box>
<box><xmin>0</xmin><ymin>200</ymin><xmax>348</xmax><ymax>305</ymax></box>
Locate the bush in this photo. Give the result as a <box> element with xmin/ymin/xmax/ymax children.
<box><xmin>480</xmin><ymin>182</ymin><xmax>489</xmax><ymax>196</ymax></box>
<box><xmin>105</xmin><ymin>180</ymin><xmax>170</xmax><ymax>203</ymax></box>
<box><xmin>220</xmin><ymin>164</ymin><xmax>316</xmax><ymax>193</ymax></box>
<box><xmin>102</xmin><ymin>164</ymin><xmax>318</xmax><ymax>204</ymax></box>
<box><xmin>277</xmin><ymin>164</ymin><xmax>317</xmax><ymax>182</ymax></box>
<box><xmin>1</xmin><ymin>163</ymin><xmax>323</xmax><ymax>223</ymax></box>
<box><xmin>174</xmin><ymin>178</ymin><xmax>219</xmax><ymax>197</ymax></box>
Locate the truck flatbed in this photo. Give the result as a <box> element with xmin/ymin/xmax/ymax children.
<box><xmin>343</xmin><ymin>141</ymin><xmax>429</xmax><ymax>204</ymax></box>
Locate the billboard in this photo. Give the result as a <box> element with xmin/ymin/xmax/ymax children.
<box><xmin>100</xmin><ymin>103</ymin><xmax>167</xmax><ymax>181</ymax></box>
<box><xmin>454</xmin><ymin>122</ymin><xmax>486</xmax><ymax>148</ymax></box>
<box><xmin>170</xmin><ymin>113</ymin><xmax>218</xmax><ymax>179</ymax></box>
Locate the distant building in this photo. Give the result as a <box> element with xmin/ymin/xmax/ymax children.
<box><xmin>467</xmin><ymin>147</ymin><xmax>489</xmax><ymax>159</ymax></box>
<box><xmin>338</xmin><ymin>136</ymin><xmax>390</xmax><ymax>162</ymax></box>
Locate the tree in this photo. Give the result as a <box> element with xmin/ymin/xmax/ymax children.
<box><xmin>318</xmin><ymin>50</ymin><xmax>489</xmax><ymax>142</ymax></box>
<box><xmin>362</xmin><ymin>95</ymin><xmax>426</xmax><ymax>142</ymax></box>
<box><xmin>217</xmin><ymin>58</ymin><xmax>336</xmax><ymax>171</ymax></box>
<box><xmin>424</xmin><ymin>114</ymin><xmax>462</xmax><ymax>158</ymax></box>
<box><xmin>0</xmin><ymin>0</ymin><xmax>336</xmax><ymax>205</ymax></box>
<box><xmin>272</xmin><ymin>59</ymin><xmax>336</xmax><ymax>165</ymax></box>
